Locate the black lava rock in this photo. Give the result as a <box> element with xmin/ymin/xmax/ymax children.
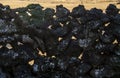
<box><xmin>0</xmin><ymin>3</ymin><xmax>119</xmax><ymax>78</ymax></box>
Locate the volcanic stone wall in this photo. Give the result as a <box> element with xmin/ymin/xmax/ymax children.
<box><xmin>0</xmin><ymin>3</ymin><xmax>120</xmax><ymax>78</ymax></box>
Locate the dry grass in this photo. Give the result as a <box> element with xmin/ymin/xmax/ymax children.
<box><xmin>0</xmin><ymin>0</ymin><xmax>120</xmax><ymax>10</ymax></box>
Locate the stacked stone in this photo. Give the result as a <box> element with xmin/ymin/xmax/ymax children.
<box><xmin>0</xmin><ymin>3</ymin><xmax>119</xmax><ymax>78</ymax></box>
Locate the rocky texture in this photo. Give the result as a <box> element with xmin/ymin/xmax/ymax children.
<box><xmin>0</xmin><ymin>3</ymin><xmax>119</xmax><ymax>78</ymax></box>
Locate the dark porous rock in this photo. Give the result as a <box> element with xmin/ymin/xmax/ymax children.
<box><xmin>0</xmin><ymin>3</ymin><xmax>119</xmax><ymax>78</ymax></box>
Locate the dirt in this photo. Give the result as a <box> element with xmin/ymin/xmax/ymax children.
<box><xmin>0</xmin><ymin>0</ymin><xmax>120</xmax><ymax>10</ymax></box>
